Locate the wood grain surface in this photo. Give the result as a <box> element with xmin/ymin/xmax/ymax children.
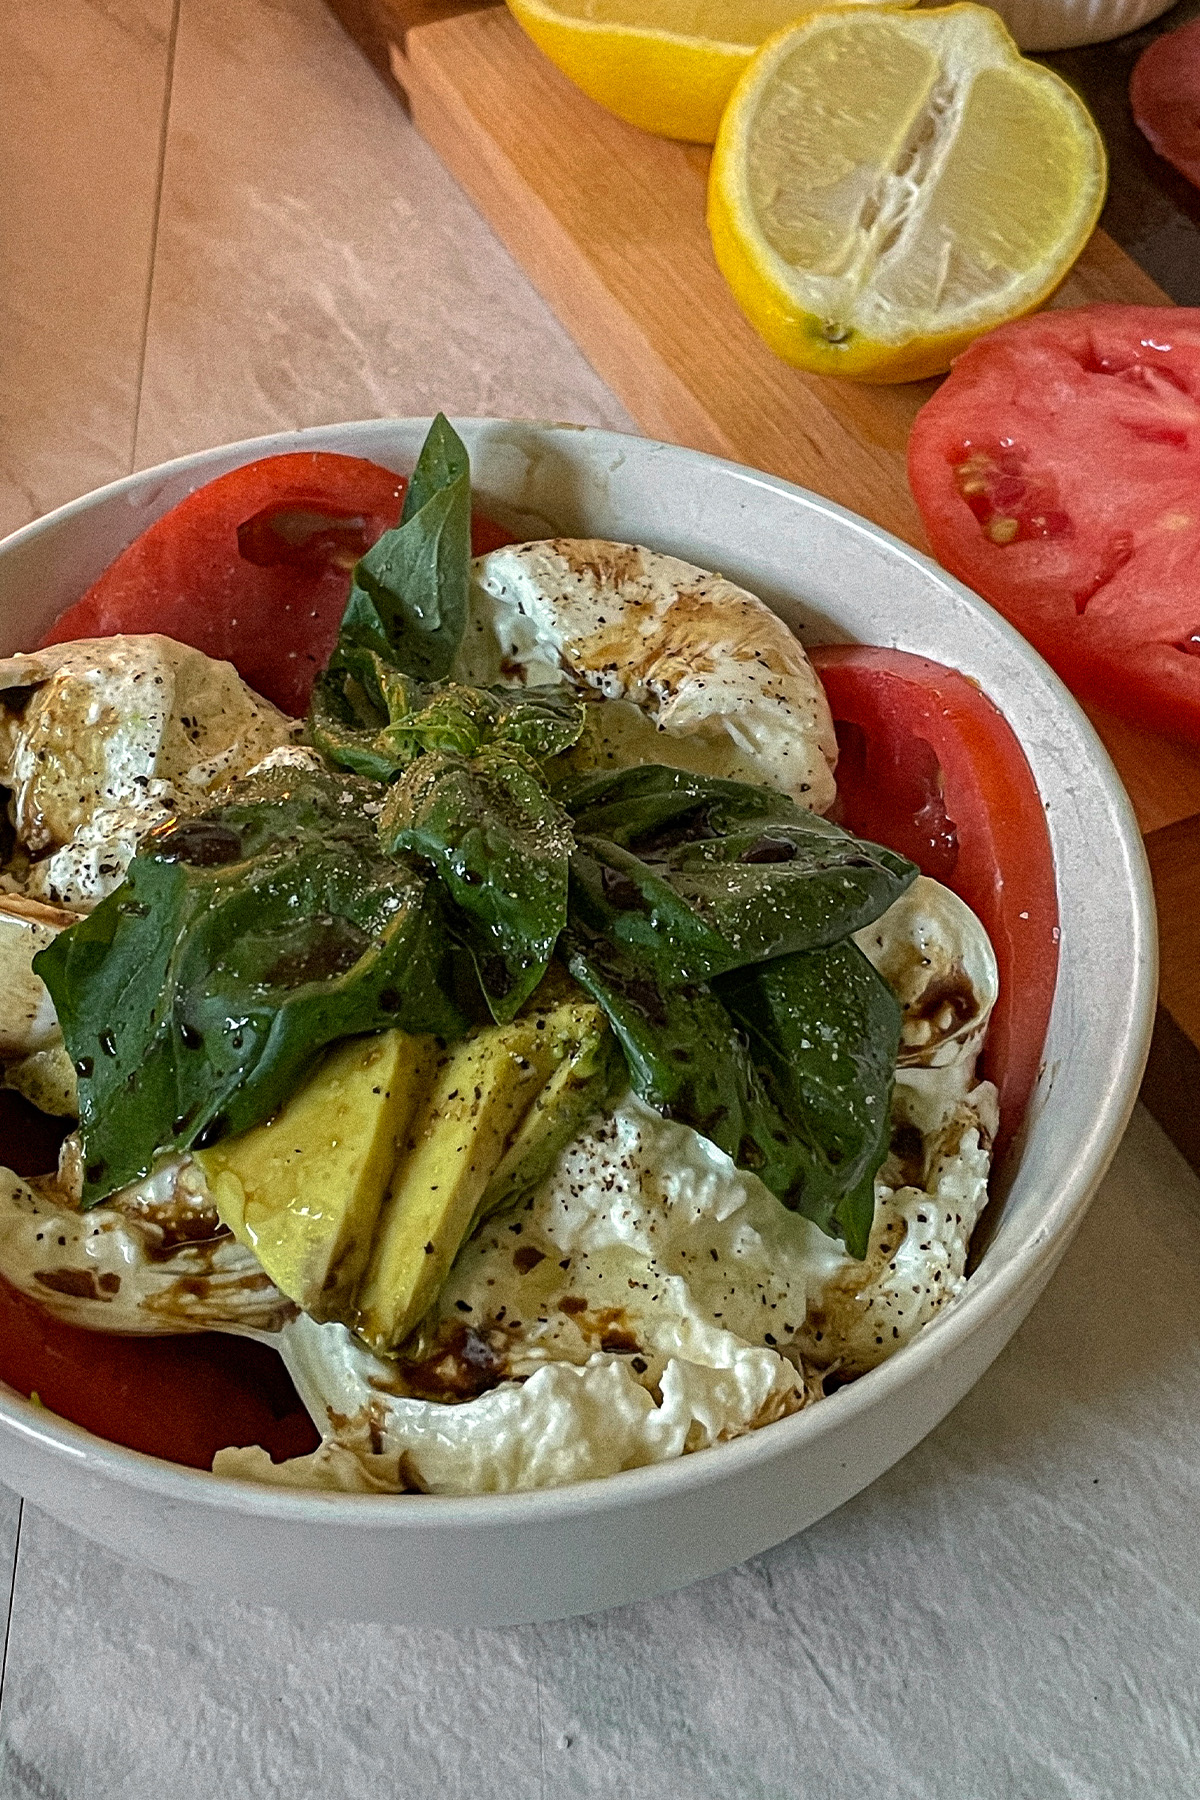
<box><xmin>330</xmin><ymin>0</ymin><xmax>1200</xmax><ymax>1167</ymax></box>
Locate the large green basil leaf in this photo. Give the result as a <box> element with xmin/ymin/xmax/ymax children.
<box><xmin>716</xmin><ymin>941</ymin><xmax>902</xmax><ymax>1257</ymax></box>
<box><xmin>379</xmin><ymin>744</ymin><xmax>573</xmax><ymax>1022</ymax></box>
<box><xmin>555</xmin><ymin>765</ymin><xmax>814</xmax><ymax>845</ymax></box>
<box><xmin>567</xmin><ymin>837</ymin><xmax>730</xmax><ymax>987</ymax></box>
<box><xmin>641</xmin><ymin>823</ymin><xmax>914</xmax><ymax>964</ymax></box>
<box><xmin>34</xmin><ymin>768</ymin><xmax>474</xmax><ymax>1205</ymax></box>
<box><xmin>558</xmin><ymin>927</ymin><xmax>786</xmax><ymax>1162</ymax></box>
<box><xmin>559</xmin><ymin>764</ymin><xmax>916</xmax><ymax>983</ymax></box>
<box><xmin>568</xmin><ymin>825</ymin><xmax>914</xmax><ymax>988</ymax></box>
<box><xmin>335</xmin><ymin>413</ymin><xmax>471</xmax><ymax>681</ymax></box>
<box><xmin>561</xmin><ymin>922</ymin><xmax>899</xmax><ymax>1255</ymax></box>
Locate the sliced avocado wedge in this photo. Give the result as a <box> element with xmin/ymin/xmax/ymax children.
<box><xmin>354</xmin><ymin>999</ymin><xmax>613</xmax><ymax>1354</ymax></box>
<box><xmin>475</xmin><ymin>1000</ymin><xmax>623</xmax><ymax>1226</ymax></box>
<box><xmin>197</xmin><ymin>1030</ymin><xmax>439</xmax><ymax>1319</ymax></box>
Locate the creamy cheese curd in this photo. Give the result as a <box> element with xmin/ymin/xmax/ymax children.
<box><xmin>458</xmin><ymin>540</ymin><xmax>838</xmax><ymax>813</ymax></box>
<box><xmin>214</xmin><ymin>875</ymin><xmax>997</xmax><ymax>1496</ymax></box>
<box><xmin>0</xmin><ymin>635</ymin><xmax>295</xmax><ymax>906</ymax></box>
<box><xmin>217</xmin><ymin>1067</ymin><xmax>992</xmax><ymax>1495</ymax></box>
<box><xmin>0</xmin><ymin>1156</ymin><xmax>292</xmax><ymax>1334</ymax></box>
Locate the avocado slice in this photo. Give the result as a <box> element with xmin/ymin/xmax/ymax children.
<box><xmin>475</xmin><ymin>1001</ymin><xmax>623</xmax><ymax>1225</ymax></box>
<box><xmin>353</xmin><ymin>999</ymin><xmax>612</xmax><ymax>1354</ymax></box>
<box><xmin>197</xmin><ymin>1030</ymin><xmax>439</xmax><ymax>1319</ymax></box>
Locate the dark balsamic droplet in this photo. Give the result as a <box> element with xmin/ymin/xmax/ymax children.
<box><xmin>193</xmin><ymin>1114</ymin><xmax>229</xmax><ymax>1149</ymax></box>
<box><xmin>179</xmin><ymin>1022</ymin><xmax>204</xmax><ymax>1051</ymax></box>
<box><xmin>152</xmin><ymin>820</ymin><xmax>244</xmax><ymax>866</ymax></box>
<box><xmin>74</xmin><ymin>1057</ymin><xmax>94</xmax><ymax>1079</ymax></box>
<box><xmin>738</xmin><ymin>836</ymin><xmax>797</xmax><ymax>865</ymax></box>
<box><xmin>98</xmin><ymin>1029</ymin><xmax>117</xmax><ymax>1057</ymax></box>
<box><xmin>600</xmin><ymin>865</ymin><xmax>649</xmax><ymax>911</ymax></box>
<box><xmin>378</xmin><ymin>988</ymin><xmax>402</xmax><ymax>1013</ymax></box>
<box><xmin>85</xmin><ymin>1161</ymin><xmax>107</xmax><ymax>1186</ymax></box>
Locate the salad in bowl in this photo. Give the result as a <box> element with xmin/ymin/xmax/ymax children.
<box><xmin>0</xmin><ymin>417</ymin><xmax>1059</xmax><ymax>1501</ymax></box>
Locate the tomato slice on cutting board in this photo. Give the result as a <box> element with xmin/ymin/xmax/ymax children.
<box><xmin>40</xmin><ymin>451</ymin><xmax>515</xmax><ymax>716</ymax></box>
<box><xmin>907</xmin><ymin>304</ymin><xmax>1200</xmax><ymax>746</ymax></box>
<box><xmin>1132</xmin><ymin>18</ymin><xmax>1200</xmax><ymax>191</ymax></box>
<box><xmin>810</xmin><ymin>646</ymin><xmax>1059</xmax><ymax>1156</ymax></box>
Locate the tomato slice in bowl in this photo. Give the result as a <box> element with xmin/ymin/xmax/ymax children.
<box><xmin>39</xmin><ymin>451</ymin><xmax>515</xmax><ymax>716</ymax></box>
<box><xmin>0</xmin><ymin>1092</ymin><xmax>318</xmax><ymax>1469</ymax></box>
<box><xmin>1131</xmin><ymin>19</ymin><xmax>1200</xmax><ymax>192</ymax></box>
<box><xmin>810</xmin><ymin>645</ymin><xmax>1059</xmax><ymax>1155</ymax></box>
<box><xmin>907</xmin><ymin>305</ymin><xmax>1200</xmax><ymax>747</ymax></box>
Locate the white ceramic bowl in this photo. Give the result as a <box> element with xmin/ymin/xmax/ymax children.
<box><xmin>986</xmin><ymin>0</ymin><xmax>1177</xmax><ymax>52</ymax></box>
<box><xmin>0</xmin><ymin>421</ymin><xmax>1156</xmax><ymax>1627</ymax></box>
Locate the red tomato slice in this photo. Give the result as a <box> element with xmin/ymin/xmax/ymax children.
<box><xmin>0</xmin><ymin>1094</ymin><xmax>317</xmax><ymax>1469</ymax></box>
<box><xmin>40</xmin><ymin>452</ymin><xmax>516</xmax><ymax>717</ymax></box>
<box><xmin>810</xmin><ymin>646</ymin><xmax>1059</xmax><ymax>1155</ymax></box>
<box><xmin>907</xmin><ymin>305</ymin><xmax>1200</xmax><ymax>745</ymax></box>
<box><xmin>1132</xmin><ymin>19</ymin><xmax>1200</xmax><ymax>191</ymax></box>
<box><xmin>0</xmin><ymin>1278</ymin><xmax>319</xmax><ymax>1470</ymax></box>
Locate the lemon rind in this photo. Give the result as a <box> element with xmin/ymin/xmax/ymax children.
<box><xmin>707</xmin><ymin>2</ymin><xmax>1108</xmax><ymax>379</ymax></box>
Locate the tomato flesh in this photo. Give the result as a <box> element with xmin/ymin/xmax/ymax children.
<box><xmin>1132</xmin><ymin>19</ymin><xmax>1200</xmax><ymax>191</ymax></box>
<box><xmin>40</xmin><ymin>451</ymin><xmax>515</xmax><ymax>717</ymax></box>
<box><xmin>908</xmin><ymin>305</ymin><xmax>1200</xmax><ymax>745</ymax></box>
<box><xmin>0</xmin><ymin>1093</ymin><xmax>317</xmax><ymax>1469</ymax></box>
<box><xmin>810</xmin><ymin>646</ymin><xmax>1059</xmax><ymax>1155</ymax></box>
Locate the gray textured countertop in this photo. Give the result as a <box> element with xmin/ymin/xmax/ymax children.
<box><xmin>2</xmin><ymin>5</ymin><xmax>1199</xmax><ymax>1794</ymax></box>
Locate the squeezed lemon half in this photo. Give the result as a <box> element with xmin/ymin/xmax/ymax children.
<box><xmin>708</xmin><ymin>4</ymin><xmax>1107</xmax><ymax>382</ymax></box>
<box><xmin>505</xmin><ymin>0</ymin><xmax>915</xmax><ymax>144</ymax></box>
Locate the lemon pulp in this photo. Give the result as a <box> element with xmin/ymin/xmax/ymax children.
<box><xmin>708</xmin><ymin>4</ymin><xmax>1107</xmax><ymax>380</ymax></box>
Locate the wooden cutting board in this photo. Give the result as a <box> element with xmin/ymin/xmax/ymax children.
<box><xmin>329</xmin><ymin>0</ymin><xmax>1200</xmax><ymax>1169</ymax></box>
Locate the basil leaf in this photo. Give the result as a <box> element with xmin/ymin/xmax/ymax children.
<box><xmin>559</xmin><ymin>764</ymin><xmax>916</xmax><ymax>981</ymax></box>
<box><xmin>568</xmin><ymin>837</ymin><xmax>730</xmax><ymax>987</ymax></box>
<box><xmin>308</xmin><ymin>648</ymin><xmax>418</xmax><ymax>780</ymax></box>
<box><xmin>379</xmin><ymin>744</ymin><xmax>573</xmax><ymax>1023</ymax></box>
<box><xmin>716</xmin><ymin>941</ymin><xmax>902</xmax><ymax>1258</ymax></box>
<box><xmin>568</xmin><ymin>824</ymin><xmax>914</xmax><ymax>988</ymax></box>
<box><xmin>560</xmin><ymin>925</ymin><xmax>895</xmax><ymax>1251</ymax></box>
<box><xmin>34</xmin><ymin>768</ymin><xmax>474</xmax><ymax>1204</ymax></box>
<box><xmin>311</xmin><ymin>657</ymin><xmax>586</xmax><ymax>784</ymax></box>
<box><xmin>336</xmin><ymin>413</ymin><xmax>471</xmax><ymax>680</ymax></box>
<box><xmin>490</xmin><ymin>687</ymin><xmax>587</xmax><ymax>761</ymax></box>
<box><xmin>556</xmin><ymin>765</ymin><xmax>814</xmax><ymax>846</ymax></box>
<box><xmin>380</xmin><ymin>682</ymin><xmax>585</xmax><ymax>768</ymax></box>
<box><xmin>643</xmin><ymin>824</ymin><xmax>914</xmax><ymax>964</ymax></box>
<box><xmin>559</xmin><ymin>927</ymin><xmax>784</xmax><ymax>1158</ymax></box>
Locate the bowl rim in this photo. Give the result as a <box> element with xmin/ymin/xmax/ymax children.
<box><xmin>0</xmin><ymin>416</ymin><xmax>1158</xmax><ymax>1529</ymax></box>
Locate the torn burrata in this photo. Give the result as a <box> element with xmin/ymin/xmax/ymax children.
<box><xmin>0</xmin><ymin>635</ymin><xmax>295</xmax><ymax>907</ymax></box>
<box><xmin>210</xmin><ymin>877</ymin><xmax>997</xmax><ymax>1494</ymax></box>
<box><xmin>0</xmin><ymin>840</ymin><xmax>997</xmax><ymax>1493</ymax></box>
<box><xmin>458</xmin><ymin>540</ymin><xmax>838</xmax><ymax>814</ymax></box>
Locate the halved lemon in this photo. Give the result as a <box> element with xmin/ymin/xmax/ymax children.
<box><xmin>708</xmin><ymin>4</ymin><xmax>1107</xmax><ymax>382</ymax></box>
<box><xmin>505</xmin><ymin>0</ymin><xmax>916</xmax><ymax>144</ymax></box>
